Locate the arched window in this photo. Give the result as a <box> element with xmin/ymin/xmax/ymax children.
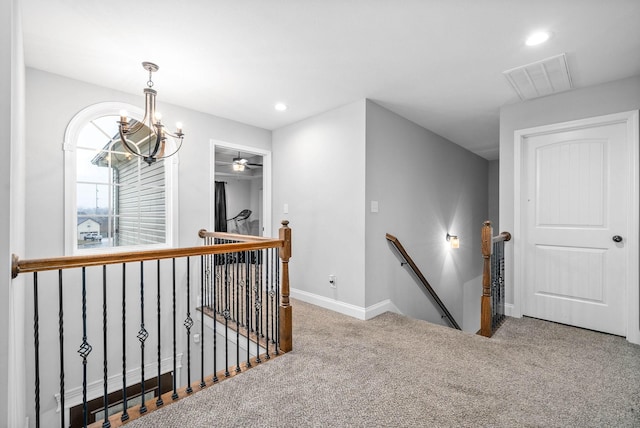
<box><xmin>64</xmin><ymin>102</ymin><xmax>177</xmax><ymax>254</ymax></box>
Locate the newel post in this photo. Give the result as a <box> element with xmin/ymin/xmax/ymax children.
<box><xmin>279</xmin><ymin>220</ymin><xmax>293</xmax><ymax>352</ymax></box>
<box><xmin>480</xmin><ymin>221</ymin><xmax>493</xmax><ymax>337</ymax></box>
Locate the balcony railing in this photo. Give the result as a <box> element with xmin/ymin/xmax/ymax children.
<box><xmin>11</xmin><ymin>221</ymin><xmax>292</xmax><ymax>428</ymax></box>
<box><xmin>479</xmin><ymin>220</ymin><xmax>511</xmax><ymax>337</ymax></box>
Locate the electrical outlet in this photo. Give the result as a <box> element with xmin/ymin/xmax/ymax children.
<box><xmin>329</xmin><ymin>275</ymin><xmax>336</xmax><ymax>288</ymax></box>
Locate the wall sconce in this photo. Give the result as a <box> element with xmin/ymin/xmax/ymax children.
<box><xmin>446</xmin><ymin>233</ymin><xmax>459</xmax><ymax>249</ymax></box>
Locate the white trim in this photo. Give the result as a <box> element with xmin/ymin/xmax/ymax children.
<box><xmin>514</xmin><ymin>110</ymin><xmax>640</xmax><ymax>344</ymax></box>
<box><xmin>290</xmin><ymin>288</ymin><xmax>401</xmax><ymax>320</ymax></box>
<box><xmin>54</xmin><ymin>353</ymin><xmax>182</xmax><ymax>426</ymax></box>
<box><xmin>63</xmin><ymin>102</ymin><xmax>178</xmax><ymax>255</ymax></box>
<box><xmin>210</xmin><ymin>140</ymin><xmax>272</xmax><ymax>237</ymax></box>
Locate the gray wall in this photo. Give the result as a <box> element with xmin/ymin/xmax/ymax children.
<box><xmin>499</xmin><ymin>75</ymin><xmax>640</xmax><ymax>307</ymax></box>
<box><xmin>272</xmin><ymin>100</ymin><xmax>367</xmax><ymax>308</ymax></box>
<box><xmin>365</xmin><ymin>101</ymin><xmax>488</xmax><ymax>330</ymax></box>
<box><xmin>488</xmin><ymin>160</ymin><xmax>499</xmax><ymax>229</ymax></box>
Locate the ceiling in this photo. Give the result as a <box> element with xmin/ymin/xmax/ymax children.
<box><xmin>21</xmin><ymin>1</ymin><xmax>640</xmax><ymax>160</ymax></box>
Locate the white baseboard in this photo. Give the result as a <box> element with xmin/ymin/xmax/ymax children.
<box><xmin>290</xmin><ymin>288</ymin><xmax>400</xmax><ymax>320</ymax></box>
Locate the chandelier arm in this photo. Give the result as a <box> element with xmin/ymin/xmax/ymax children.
<box><xmin>154</xmin><ymin>137</ymin><xmax>184</xmax><ymax>160</ymax></box>
<box><xmin>118</xmin><ymin>127</ymin><xmax>142</xmax><ymax>156</ymax></box>
<box><xmin>147</xmin><ymin>129</ymin><xmax>164</xmax><ymax>159</ymax></box>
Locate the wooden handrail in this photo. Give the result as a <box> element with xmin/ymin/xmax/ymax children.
<box><xmin>12</xmin><ymin>239</ymin><xmax>283</xmax><ymax>279</ymax></box>
<box><xmin>198</xmin><ymin>229</ymin><xmax>279</xmax><ymax>243</ymax></box>
<box><xmin>386</xmin><ymin>233</ymin><xmax>461</xmax><ymax>330</ymax></box>
<box><xmin>492</xmin><ymin>231</ymin><xmax>512</xmax><ymax>244</ymax></box>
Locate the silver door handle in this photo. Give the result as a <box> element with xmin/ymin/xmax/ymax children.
<box><xmin>612</xmin><ymin>235</ymin><xmax>623</xmax><ymax>243</ymax></box>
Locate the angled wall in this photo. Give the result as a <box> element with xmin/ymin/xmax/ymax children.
<box><xmin>365</xmin><ymin>101</ymin><xmax>488</xmax><ymax>330</ymax></box>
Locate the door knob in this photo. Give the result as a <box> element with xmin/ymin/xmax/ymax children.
<box><xmin>612</xmin><ymin>235</ymin><xmax>623</xmax><ymax>243</ymax></box>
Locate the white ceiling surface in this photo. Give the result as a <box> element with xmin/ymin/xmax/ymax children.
<box><xmin>21</xmin><ymin>1</ymin><xmax>640</xmax><ymax>160</ymax></box>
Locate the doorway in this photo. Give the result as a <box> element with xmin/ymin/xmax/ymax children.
<box><xmin>513</xmin><ymin>111</ymin><xmax>639</xmax><ymax>343</ymax></box>
<box><xmin>210</xmin><ymin>140</ymin><xmax>272</xmax><ymax>237</ymax></box>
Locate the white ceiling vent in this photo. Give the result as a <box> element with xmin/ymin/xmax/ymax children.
<box><xmin>503</xmin><ymin>53</ymin><xmax>573</xmax><ymax>101</ymax></box>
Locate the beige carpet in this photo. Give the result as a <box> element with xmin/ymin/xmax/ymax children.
<box><xmin>127</xmin><ymin>299</ymin><xmax>640</xmax><ymax>427</ymax></box>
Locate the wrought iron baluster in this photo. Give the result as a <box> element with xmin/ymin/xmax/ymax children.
<box><xmin>235</xmin><ymin>255</ymin><xmax>241</xmax><ymax>373</ymax></box>
<box><xmin>184</xmin><ymin>257</ymin><xmax>194</xmax><ymax>394</ymax></box>
<box><xmin>78</xmin><ymin>267</ymin><xmax>93</xmax><ymax>426</ymax></box>
<box><xmin>102</xmin><ymin>265</ymin><xmax>111</xmax><ymax>428</ymax></box>
<box><xmin>255</xmin><ymin>255</ymin><xmax>262</xmax><ymax>364</ymax></box>
<box><xmin>245</xmin><ymin>253</ymin><xmax>252</xmax><ymax>368</ymax></box>
<box><xmin>212</xmin><ymin>254</ymin><xmax>218</xmax><ymax>383</ymax></box>
<box><xmin>224</xmin><ymin>258</ymin><xmax>230</xmax><ymax>377</ymax></box>
<box><xmin>138</xmin><ymin>262</ymin><xmax>148</xmax><ymax>414</ymax></box>
<box><xmin>156</xmin><ymin>260</ymin><xmax>163</xmax><ymax>408</ymax></box>
<box><xmin>58</xmin><ymin>270</ymin><xmax>65</xmax><ymax>428</ymax></box>
<box><xmin>264</xmin><ymin>249</ymin><xmax>270</xmax><ymax>360</ymax></box>
<box><xmin>200</xmin><ymin>255</ymin><xmax>206</xmax><ymax>388</ymax></box>
<box><xmin>172</xmin><ymin>258</ymin><xmax>178</xmax><ymax>400</ymax></box>
<box><xmin>275</xmin><ymin>247</ymin><xmax>280</xmax><ymax>355</ymax></box>
<box><xmin>121</xmin><ymin>264</ymin><xmax>129</xmax><ymax>422</ymax></box>
<box><xmin>33</xmin><ymin>272</ymin><xmax>41</xmax><ymax>428</ymax></box>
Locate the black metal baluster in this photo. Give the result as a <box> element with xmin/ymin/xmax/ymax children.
<box><xmin>255</xmin><ymin>255</ymin><xmax>262</xmax><ymax>364</ymax></box>
<box><xmin>172</xmin><ymin>258</ymin><xmax>178</xmax><ymax>400</ymax></box>
<box><xmin>156</xmin><ymin>260</ymin><xmax>163</xmax><ymax>408</ymax></box>
<box><xmin>265</xmin><ymin>250</ymin><xmax>270</xmax><ymax>360</ymax></box>
<box><xmin>33</xmin><ymin>272</ymin><xmax>40</xmax><ymax>428</ymax></box>
<box><xmin>121</xmin><ymin>264</ymin><xmax>129</xmax><ymax>422</ymax></box>
<box><xmin>58</xmin><ymin>270</ymin><xmax>65</xmax><ymax>428</ymax></box>
<box><xmin>224</xmin><ymin>259</ymin><xmax>230</xmax><ymax>377</ymax></box>
<box><xmin>235</xmin><ymin>256</ymin><xmax>241</xmax><ymax>373</ymax></box>
<box><xmin>102</xmin><ymin>266</ymin><xmax>111</xmax><ymax>428</ymax></box>
<box><xmin>138</xmin><ymin>262</ymin><xmax>148</xmax><ymax>414</ymax></box>
<box><xmin>200</xmin><ymin>255</ymin><xmax>206</xmax><ymax>388</ymax></box>
<box><xmin>275</xmin><ymin>248</ymin><xmax>280</xmax><ymax>355</ymax></box>
<box><xmin>212</xmin><ymin>253</ymin><xmax>218</xmax><ymax>383</ymax></box>
<box><xmin>184</xmin><ymin>257</ymin><xmax>194</xmax><ymax>394</ymax></box>
<box><xmin>246</xmin><ymin>252</ymin><xmax>252</xmax><ymax>368</ymax></box>
<box><xmin>270</xmin><ymin>249</ymin><xmax>276</xmax><ymax>345</ymax></box>
<box><xmin>78</xmin><ymin>267</ymin><xmax>93</xmax><ymax>427</ymax></box>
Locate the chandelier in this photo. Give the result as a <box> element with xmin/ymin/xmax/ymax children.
<box><xmin>118</xmin><ymin>62</ymin><xmax>184</xmax><ymax>165</ymax></box>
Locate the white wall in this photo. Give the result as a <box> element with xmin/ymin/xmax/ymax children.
<box><xmin>272</xmin><ymin>100</ymin><xmax>367</xmax><ymax>308</ymax></box>
<box><xmin>3</xmin><ymin>0</ymin><xmax>27</xmax><ymax>425</ymax></box>
<box><xmin>500</xmin><ymin>75</ymin><xmax>640</xmax><ymax>309</ymax></box>
<box><xmin>26</xmin><ymin>68</ymin><xmax>271</xmax><ymax>258</ymax></box>
<box><xmin>22</xmin><ymin>68</ymin><xmax>272</xmax><ymax>422</ymax></box>
<box><xmin>365</xmin><ymin>101</ymin><xmax>488</xmax><ymax>330</ymax></box>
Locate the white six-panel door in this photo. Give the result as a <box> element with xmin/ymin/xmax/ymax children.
<box><xmin>521</xmin><ymin>119</ymin><xmax>630</xmax><ymax>336</ymax></box>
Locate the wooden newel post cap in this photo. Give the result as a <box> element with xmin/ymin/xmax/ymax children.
<box><xmin>281</xmin><ymin>220</ymin><xmax>289</xmax><ymax>227</ymax></box>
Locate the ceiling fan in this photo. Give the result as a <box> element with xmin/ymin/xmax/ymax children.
<box><xmin>232</xmin><ymin>153</ymin><xmax>262</xmax><ymax>172</ymax></box>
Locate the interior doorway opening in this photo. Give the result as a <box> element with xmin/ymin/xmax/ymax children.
<box><xmin>211</xmin><ymin>140</ymin><xmax>272</xmax><ymax>238</ymax></box>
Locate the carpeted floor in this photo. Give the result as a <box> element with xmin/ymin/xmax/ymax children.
<box><xmin>127</xmin><ymin>299</ymin><xmax>640</xmax><ymax>427</ymax></box>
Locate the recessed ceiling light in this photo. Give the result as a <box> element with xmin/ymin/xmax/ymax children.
<box><xmin>526</xmin><ymin>31</ymin><xmax>551</xmax><ymax>46</ymax></box>
<box><xmin>274</xmin><ymin>103</ymin><xmax>288</xmax><ymax>111</ymax></box>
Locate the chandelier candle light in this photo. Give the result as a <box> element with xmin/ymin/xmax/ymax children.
<box><xmin>118</xmin><ymin>62</ymin><xmax>184</xmax><ymax>165</ymax></box>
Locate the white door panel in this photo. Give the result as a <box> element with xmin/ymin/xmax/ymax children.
<box><xmin>523</xmin><ymin>122</ymin><xmax>627</xmax><ymax>335</ymax></box>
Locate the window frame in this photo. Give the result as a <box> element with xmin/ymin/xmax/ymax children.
<box><xmin>63</xmin><ymin>102</ymin><xmax>178</xmax><ymax>255</ymax></box>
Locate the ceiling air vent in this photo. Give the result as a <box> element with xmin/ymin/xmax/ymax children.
<box><xmin>503</xmin><ymin>53</ymin><xmax>573</xmax><ymax>101</ymax></box>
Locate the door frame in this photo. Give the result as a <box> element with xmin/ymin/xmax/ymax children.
<box><xmin>513</xmin><ymin>110</ymin><xmax>639</xmax><ymax>344</ymax></box>
<box><xmin>209</xmin><ymin>139</ymin><xmax>272</xmax><ymax>237</ymax></box>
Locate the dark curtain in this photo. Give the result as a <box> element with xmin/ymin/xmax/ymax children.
<box><xmin>215</xmin><ymin>181</ymin><xmax>227</xmax><ymax>232</ymax></box>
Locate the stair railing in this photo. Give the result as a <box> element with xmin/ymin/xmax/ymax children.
<box><xmin>480</xmin><ymin>220</ymin><xmax>511</xmax><ymax>337</ymax></box>
<box><xmin>11</xmin><ymin>220</ymin><xmax>292</xmax><ymax>428</ymax></box>
<box><xmin>386</xmin><ymin>233</ymin><xmax>461</xmax><ymax>330</ymax></box>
